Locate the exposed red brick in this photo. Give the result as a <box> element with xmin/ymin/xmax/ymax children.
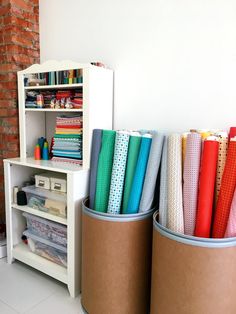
<box><xmin>10</xmin><ymin>0</ymin><xmax>33</xmax><ymax>12</ymax></box>
<box><xmin>0</xmin><ymin>100</ymin><xmax>17</xmax><ymax>108</ymax></box>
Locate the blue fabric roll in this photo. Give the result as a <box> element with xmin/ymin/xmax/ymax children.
<box><xmin>125</xmin><ymin>135</ymin><xmax>152</xmax><ymax>214</ymax></box>
<box><xmin>89</xmin><ymin>129</ymin><xmax>102</xmax><ymax>209</ymax></box>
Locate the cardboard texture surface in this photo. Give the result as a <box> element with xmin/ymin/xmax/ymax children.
<box><xmin>151</xmin><ymin>229</ymin><xmax>236</xmax><ymax>314</ymax></box>
<box><xmin>81</xmin><ymin>209</ymin><xmax>153</xmax><ymax>314</ymax></box>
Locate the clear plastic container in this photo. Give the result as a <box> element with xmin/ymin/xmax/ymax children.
<box><xmin>22</xmin><ymin>185</ymin><xmax>67</xmax><ymax>218</ymax></box>
<box><xmin>23</xmin><ymin>230</ymin><xmax>67</xmax><ymax>267</ymax></box>
<box><xmin>23</xmin><ymin>212</ymin><xmax>67</xmax><ymax>247</ymax></box>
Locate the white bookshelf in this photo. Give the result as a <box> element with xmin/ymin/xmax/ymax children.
<box><xmin>4</xmin><ymin>60</ymin><xmax>113</xmax><ymax>298</ymax></box>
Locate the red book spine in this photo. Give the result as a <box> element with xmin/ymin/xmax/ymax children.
<box><xmin>194</xmin><ymin>138</ymin><xmax>219</xmax><ymax>238</ymax></box>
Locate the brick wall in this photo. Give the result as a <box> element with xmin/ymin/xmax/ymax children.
<box><xmin>0</xmin><ymin>0</ymin><xmax>40</xmax><ymax>219</ymax></box>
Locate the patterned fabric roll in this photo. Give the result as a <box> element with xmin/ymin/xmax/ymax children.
<box><xmin>194</xmin><ymin>137</ymin><xmax>219</xmax><ymax>238</ymax></box>
<box><xmin>212</xmin><ymin>139</ymin><xmax>236</xmax><ymax>238</ymax></box>
<box><xmin>167</xmin><ymin>134</ymin><xmax>184</xmax><ymax>233</ymax></box>
<box><xmin>183</xmin><ymin>132</ymin><xmax>202</xmax><ymax>235</ymax></box>
<box><xmin>225</xmin><ymin>189</ymin><xmax>236</xmax><ymax>237</ymax></box>
<box><xmin>107</xmin><ymin>131</ymin><xmax>130</xmax><ymax>214</ymax></box>
<box><xmin>94</xmin><ymin>130</ymin><xmax>116</xmax><ymax>212</ymax></box>
<box><xmin>159</xmin><ymin>137</ymin><xmax>168</xmax><ymax>227</ymax></box>
<box><xmin>139</xmin><ymin>131</ymin><xmax>164</xmax><ymax>212</ymax></box>
<box><xmin>182</xmin><ymin>132</ymin><xmax>188</xmax><ymax>169</ymax></box>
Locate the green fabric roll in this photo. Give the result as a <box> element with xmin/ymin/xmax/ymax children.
<box><xmin>122</xmin><ymin>133</ymin><xmax>141</xmax><ymax>213</ymax></box>
<box><xmin>94</xmin><ymin>130</ymin><xmax>116</xmax><ymax>212</ymax></box>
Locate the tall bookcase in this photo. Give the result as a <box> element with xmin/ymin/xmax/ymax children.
<box><xmin>4</xmin><ymin>60</ymin><xmax>113</xmax><ymax>297</ymax></box>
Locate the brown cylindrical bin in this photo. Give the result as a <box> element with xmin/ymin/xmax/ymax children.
<box><xmin>151</xmin><ymin>212</ymin><xmax>236</xmax><ymax>314</ymax></box>
<box><xmin>81</xmin><ymin>199</ymin><xmax>153</xmax><ymax>314</ymax></box>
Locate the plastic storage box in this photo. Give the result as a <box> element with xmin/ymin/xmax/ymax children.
<box><xmin>23</xmin><ymin>212</ymin><xmax>67</xmax><ymax>247</ymax></box>
<box><xmin>22</xmin><ymin>185</ymin><xmax>67</xmax><ymax>218</ymax></box>
<box><xmin>23</xmin><ymin>230</ymin><xmax>67</xmax><ymax>267</ymax></box>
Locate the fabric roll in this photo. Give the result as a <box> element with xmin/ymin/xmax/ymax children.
<box><xmin>167</xmin><ymin>134</ymin><xmax>184</xmax><ymax>234</ymax></box>
<box><xmin>212</xmin><ymin>139</ymin><xmax>236</xmax><ymax>238</ymax></box>
<box><xmin>198</xmin><ymin>129</ymin><xmax>212</xmax><ymax>140</ymax></box>
<box><xmin>89</xmin><ymin>129</ymin><xmax>102</xmax><ymax>209</ymax></box>
<box><xmin>122</xmin><ymin>133</ymin><xmax>141</xmax><ymax>213</ymax></box>
<box><xmin>229</xmin><ymin>127</ymin><xmax>236</xmax><ymax>140</ymax></box>
<box><xmin>139</xmin><ymin>132</ymin><xmax>164</xmax><ymax>212</ymax></box>
<box><xmin>107</xmin><ymin>131</ymin><xmax>130</xmax><ymax>214</ymax></box>
<box><xmin>194</xmin><ymin>137</ymin><xmax>219</xmax><ymax>238</ymax></box>
<box><xmin>183</xmin><ymin>132</ymin><xmax>202</xmax><ymax>235</ymax></box>
<box><xmin>125</xmin><ymin>134</ymin><xmax>152</xmax><ymax>214</ymax></box>
<box><xmin>159</xmin><ymin>137</ymin><xmax>168</xmax><ymax>227</ymax></box>
<box><xmin>214</xmin><ymin>133</ymin><xmax>228</xmax><ymax>205</ymax></box>
<box><xmin>94</xmin><ymin>130</ymin><xmax>116</xmax><ymax>212</ymax></box>
<box><xmin>182</xmin><ymin>132</ymin><xmax>188</xmax><ymax>168</ymax></box>
<box><xmin>225</xmin><ymin>189</ymin><xmax>236</xmax><ymax>237</ymax></box>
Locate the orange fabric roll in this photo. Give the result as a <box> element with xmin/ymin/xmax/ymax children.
<box><xmin>194</xmin><ymin>138</ymin><xmax>219</xmax><ymax>238</ymax></box>
<box><xmin>212</xmin><ymin>140</ymin><xmax>236</xmax><ymax>238</ymax></box>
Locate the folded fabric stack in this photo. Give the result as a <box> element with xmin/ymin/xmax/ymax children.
<box><xmin>158</xmin><ymin>127</ymin><xmax>236</xmax><ymax>239</ymax></box>
<box><xmin>89</xmin><ymin>129</ymin><xmax>164</xmax><ymax>215</ymax></box>
<box><xmin>51</xmin><ymin>115</ymin><xmax>83</xmax><ymax>163</ymax></box>
<box><xmin>25</xmin><ymin>91</ymin><xmax>38</xmax><ymax>108</ymax></box>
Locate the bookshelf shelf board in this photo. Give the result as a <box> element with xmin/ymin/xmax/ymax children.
<box><xmin>25</xmin><ymin>108</ymin><xmax>83</xmax><ymax>112</ymax></box>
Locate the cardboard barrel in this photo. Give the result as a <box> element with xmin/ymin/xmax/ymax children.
<box><xmin>81</xmin><ymin>199</ymin><xmax>153</xmax><ymax>314</ymax></box>
<box><xmin>151</xmin><ymin>212</ymin><xmax>236</xmax><ymax>314</ymax></box>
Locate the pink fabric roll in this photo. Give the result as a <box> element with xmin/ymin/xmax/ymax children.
<box><xmin>183</xmin><ymin>132</ymin><xmax>202</xmax><ymax>235</ymax></box>
<box><xmin>225</xmin><ymin>189</ymin><xmax>236</xmax><ymax>237</ymax></box>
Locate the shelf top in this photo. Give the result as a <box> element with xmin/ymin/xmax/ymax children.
<box><xmin>24</xmin><ymin>83</ymin><xmax>83</xmax><ymax>90</ymax></box>
<box><xmin>25</xmin><ymin>108</ymin><xmax>83</xmax><ymax>112</ymax></box>
<box><xmin>4</xmin><ymin>157</ymin><xmax>87</xmax><ymax>174</ymax></box>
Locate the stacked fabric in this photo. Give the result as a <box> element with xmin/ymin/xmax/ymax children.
<box><xmin>51</xmin><ymin>115</ymin><xmax>82</xmax><ymax>163</ymax></box>
<box><xmin>158</xmin><ymin>127</ymin><xmax>236</xmax><ymax>239</ymax></box>
<box><xmin>89</xmin><ymin>129</ymin><xmax>164</xmax><ymax>215</ymax></box>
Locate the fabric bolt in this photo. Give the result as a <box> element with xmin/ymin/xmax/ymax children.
<box><xmin>107</xmin><ymin>131</ymin><xmax>130</xmax><ymax>214</ymax></box>
<box><xmin>94</xmin><ymin>130</ymin><xmax>116</xmax><ymax>212</ymax></box>
<box><xmin>51</xmin><ymin>157</ymin><xmax>82</xmax><ymax>165</ymax></box>
<box><xmin>198</xmin><ymin>130</ymin><xmax>212</xmax><ymax>140</ymax></box>
<box><xmin>229</xmin><ymin>127</ymin><xmax>236</xmax><ymax>140</ymax></box>
<box><xmin>214</xmin><ymin>135</ymin><xmax>228</xmax><ymax>205</ymax></box>
<box><xmin>89</xmin><ymin>129</ymin><xmax>102</xmax><ymax>210</ymax></box>
<box><xmin>182</xmin><ymin>133</ymin><xmax>188</xmax><ymax>169</ymax></box>
<box><xmin>159</xmin><ymin>137</ymin><xmax>168</xmax><ymax>227</ymax></box>
<box><xmin>225</xmin><ymin>189</ymin><xmax>236</xmax><ymax>237</ymax></box>
<box><xmin>194</xmin><ymin>138</ymin><xmax>219</xmax><ymax>238</ymax></box>
<box><xmin>212</xmin><ymin>140</ymin><xmax>236</xmax><ymax>238</ymax></box>
<box><xmin>122</xmin><ymin>133</ymin><xmax>141</xmax><ymax>213</ymax></box>
<box><xmin>167</xmin><ymin>134</ymin><xmax>184</xmax><ymax>234</ymax></box>
<box><xmin>125</xmin><ymin>135</ymin><xmax>152</xmax><ymax>214</ymax></box>
<box><xmin>139</xmin><ymin>131</ymin><xmax>164</xmax><ymax>212</ymax></box>
<box><xmin>183</xmin><ymin>132</ymin><xmax>202</xmax><ymax>236</ymax></box>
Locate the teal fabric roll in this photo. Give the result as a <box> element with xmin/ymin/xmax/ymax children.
<box><xmin>139</xmin><ymin>131</ymin><xmax>164</xmax><ymax>212</ymax></box>
<box><xmin>107</xmin><ymin>131</ymin><xmax>130</xmax><ymax>214</ymax></box>
<box><xmin>125</xmin><ymin>135</ymin><xmax>152</xmax><ymax>214</ymax></box>
<box><xmin>94</xmin><ymin>130</ymin><xmax>116</xmax><ymax>212</ymax></box>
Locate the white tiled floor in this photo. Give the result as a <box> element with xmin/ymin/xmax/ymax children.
<box><xmin>0</xmin><ymin>258</ymin><xmax>84</xmax><ymax>314</ymax></box>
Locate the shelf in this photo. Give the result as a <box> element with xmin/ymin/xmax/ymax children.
<box><xmin>13</xmin><ymin>243</ymin><xmax>68</xmax><ymax>284</ymax></box>
<box><xmin>4</xmin><ymin>157</ymin><xmax>84</xmax><ymax>173</ymax></box>
<box><xmin>24</xmin><ymin>83</ymin><xmax>83</xmax><ymax>90</ymax></box>
<box><xmin>12</xmin><ymin>204</ymin><xmax>67</xmax><ymax>225</ymax></box>
<box><xmin>25</xmin><ymin>108</ymin><xmax>83</xmax><ymax>112</ymax></box>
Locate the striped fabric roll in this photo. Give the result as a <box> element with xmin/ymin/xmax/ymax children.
<box><xmin>159</xmin><ymin>137</ymin><xmax>168</xmax><ymax>227</ymax></box>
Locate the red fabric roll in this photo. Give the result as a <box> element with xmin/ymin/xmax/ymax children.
<box><xmin>194</xmin><ymin>139</ymin><xmax>219</xmax><ymax>238</ymax></box>
<box><xmin>212</xmin><ymin>140</ymin><xmax>236</xmax><ymax>238</ymax></box>
<box><xmin>229</xmin><ymin>127</ymin><xmax>236</xmax><ymax>140</ymax></box>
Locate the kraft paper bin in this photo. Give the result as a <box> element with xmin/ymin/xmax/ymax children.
<box><xmin>81</xmin><ymin>198</ymin><xmax>153</xmax><ymax>314</ymax></box>
<box><xmin>151</xmin><ymin>211</ymin><xmax>236</xmax><ymax>314</ymax></box>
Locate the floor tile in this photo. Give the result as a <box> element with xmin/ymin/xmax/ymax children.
<box><xmin>0</xmin><ymin>300</ymin><xmax>18</xmax><ymax>314</ymax></box>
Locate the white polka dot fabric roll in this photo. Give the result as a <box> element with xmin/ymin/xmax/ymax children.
<box><xmin>107</xmin><ymin>131</ymin><xmax>130</xmax><ymax>214</ymax></box>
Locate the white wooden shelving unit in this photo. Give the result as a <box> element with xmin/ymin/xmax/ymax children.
<box><xmin>4</xmin><ymin>60</ymin><xmax>113</xmax><ymax>297</ymax></box>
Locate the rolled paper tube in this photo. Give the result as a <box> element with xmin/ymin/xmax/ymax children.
<box><xmin>122</xmin><ymin>132</ymin><xmax>141</xmax><ymax>213</ymax></box>
<box><xmin>89</xmin><ymin>129</ymin><xmax>102</xmax><ymax>209</ymax></box>
<box><xmin>139</xmin><ymin>131</ymin><xmax>164</xmax><ymax>212</ymax></box>
<box><xmin>167</xmin><ymin>134</ymin><xmax>184</xmax><ymax>233</ymax></box>
<box><xmin>194</xmin><ymin>137</ymin><xmax>219</xmax><ymax>238</ymax></box>
<box><xmin>225</xmin><ymin>189</ymin><xmax>236</xmax><ymax>237</ymax></box>
<box><xmin>125</xmin><ymin>134</ymin><xmax>152</xmax><ymax>214</ymax></box>
<box><xmin>229</xmin><ymin>127</ymin><xmax>236</xmax><ymax>140</ymax></box>
<box><xmin>183</xmin><ymin>132</ymin><xmax>202</xmax><ymax>235</ymax></box>
<box><xmin>107</xmin><ymin>131</ymin><xmax>130</xmax><ymax>214</ymax></box>
<box><xmin>212</xmin><ymin>139</ymin><xmax>236</xmax><ymax>238</ymax></box>
<box><xmin>94</xmin><ymin>130</ymin><xmax>116</xmax><ymax>212</ymax></box>
<box><xmin>159</xmin><ymin>137</ymin><xmax>168</xmax><ymax>227</ymax></box>
<box><xmin>214</xmin><ymin>133</ymin><xmax>228</xmax><ymax>205</ymax></box>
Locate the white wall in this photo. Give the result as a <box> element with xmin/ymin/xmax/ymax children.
<box><xmin>39</xmin><ymin>0</ymin><xmax>236</xmax><ymax>132</ymax></box>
